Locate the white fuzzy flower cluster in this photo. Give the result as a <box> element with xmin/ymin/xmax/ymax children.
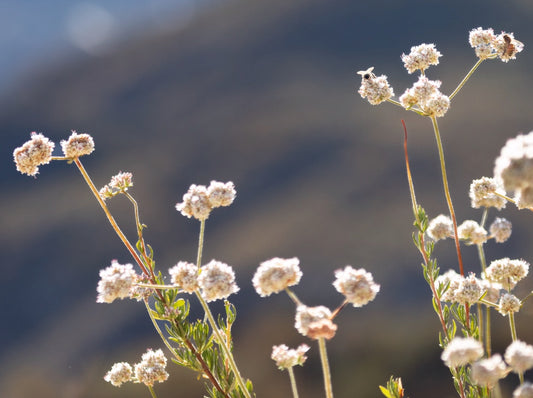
<box><xmin>427</xmin><ymin>214</ymin><xmax>454</xmax><ymax>241</ymax></box>
<box><xmin>489</xmin><ymin>217</ymin><xmax>512</xmax><ymax>243</ymax></box>
<box><xmin>333</xmin><ymin>266</ymin><xmax>380</xmax><ymax>307</ymax></box>
<box><xmin>471</xmin><ymin>354</ymin><xmax>508</xmax><ymax>387</ymax></box>
<box><xmin>99</xmin><ymin>172</ymin><xmax>134</xmax><ymax>200</ymax></box>
<box><xmin>271</xmin><ymin>344</ymin><xmax>310</xmax><ymax>369</ymax></box>
<box><xmin>357</xmin><ymin>67</ymin><xmax>394</xmax><ymax>105</ymax></box>
<box><xmin>441</xmin><ymin>337</ymin><xmax>483</xmax><ymax>368</ymax></box>
<box><xmin>13</xmin><ymin>132</ymin><xmax>56</xmax><ymax>177</ymax></box>
<box><xmin>505</xmin><ymin>340</ymin><xmax>533</xmax><ymax>374</ymax></box>
<box><xmin>60</xmin><ymin>131</ymin><xmax>95</xmax><ymax>158</ymax></box>
<box><xmin>401</xmin><ymin>43</ymin><xmax>442</xmax><ymax>74</ymax></box>
<box><xmin>494</xmin><ymin>132</ymin><xmax>533</xmax><ymax>209</ymax></box>
<box><xmin>514</xmin><ymin>383</ymin><xmax>533</xmax><ymax>398</ymax></box>
<box><xmin>469</xmin><ymin>177</ymin><xmax>507</xmax><ymax>210</ymax></box>
<box><xmin>436</xmin><ymin>270</ymin><xmax>488</xmax><ymax>306</ymax></box>
<box><xmin>498</xmin><ymin>293</ymin><xmax>521</xmax><ymax>315</ymax></box>
<box><xmin>134</xmin><ymin>349</ymin><xmax>169</xmax><ymax>387</ymax></box>
<box><xmin>168</xmin><ymin>261</ymin><xmax>199</xmax><ymax>293</ymax></box>
<box><xmin>399</xmin><ymin>75</ymin><xmax>450</xmax><ymax>117</ymax></box>
<box><xmin>96</xmin><ymin>260</ymin><xmax>138</xmax><ymax>303</ymax></box>
<box><xmin>176</xmin><ymin>181</ymin><xmax>236</xmax><ymax>220</ymax></box>
<box><xmin>469</xmin><ymin>27</ymin><xmax>524</xmax><ymax>62</ymax></box>
<box><xmin>457</xmin><ymin>220</ymin><xmax>488</xmax><ymax>245</ymax></box>
<box><xmin>104</xmin><ymin>362</ymin><xmax>133</xmax><ymax>387</ymax></box>
<box><xmin>484</xmin><ymin>257</ymin><xmax>529</xmax><ymax>291</ymax></box>
<box><xmin>295</xmin><ymin>305</ymin><xmax>337</xmax><ymax>340</ymax></box>
<box><xmin>252</xmin><ymin>257</ymin><xmax>302</xmax><ymax>297</ymax></box>
<box><xmin>198</xmin><ymin>260</ymin><xmax>239</xmax><ymax>302</ymax></box>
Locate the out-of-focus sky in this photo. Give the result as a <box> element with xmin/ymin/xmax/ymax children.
<box><xmin>0</xmin><ymin>0</ymin><xmax>209</xmax><ymax>93</ymax></box>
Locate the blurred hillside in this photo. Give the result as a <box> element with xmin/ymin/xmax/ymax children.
<box><xmin>1</xmin><ymin>0</ymin><xmax>533</xmax><ymax>397</ymax></box>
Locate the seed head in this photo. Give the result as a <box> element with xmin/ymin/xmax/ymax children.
<box><xmin>271</xmin><ymin>344</ymin><xmax>310</xmax><ymax>369</ymax></box>
<box><xmin>198</xmin><ymin>260</ymin><xmax>239</xmax><ymax>302</ymax></box>
<box><xmin>13</xmin><ymin>132</ymin><xmax>55</xmax><ymax>176</ymax></box>
<box><xmin>505</xmin><ymin>340</ymin><xmax>533</xmax><ymax>374</ymax></box>
<box><xmin>441</xmin><ymin>337</ymin><xmax>483</xmax><ymax>368</ymax></box>
<box><xmin>333</xmin><ymin>266</ymin><xmax>380</xmax><ymax>307</ymax></box>
<box><xmin>60</xmin><ymin>131</ymin><xmax>95</xmax><ymax>158</ymax></box>
<box><xmin>253</xmin><ymin>257</ymin><xmax>302</xmax><ymax>297</ymax></box>
<box><xmin>169</xmin><ymin>261</ymin><xmax>199</xmax><ymax>293</ymax></box>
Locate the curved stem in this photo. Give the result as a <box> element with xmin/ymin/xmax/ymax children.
<box><xmin>318</xmin><ymin>337</ymin><xmax>334</xmax><ymax>398</ymax></box>
<box><xmin>287</xmin><ymin>367</ymin><xmax>300</xmax><ymax>398</ymax></box>
<box><xmin>147</xmin><ymin>385</ymin><xmax>158</xmax><ymax>398</ymax></box>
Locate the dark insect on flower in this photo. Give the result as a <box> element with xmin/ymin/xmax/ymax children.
<box><xmin>357</xmin><ymin>67</ymin><xmax>376</xmax><ymax>80</ymax></box>
<box><xmin>502</xmin><ymin>34</ymin><xmax>524</xmax><ymax>58</ymax></box>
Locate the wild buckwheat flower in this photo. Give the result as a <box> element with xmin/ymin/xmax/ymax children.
<box><xmin>484</xmin><ymin>258</ymin><xmax>529</xmax><ymax>291</ymax></box>
<box><xmin>60</xmin><ymin>131</ymin><xmax>94</xmax><ymax>158</ymax></box>
<box><xmin>480</xmin><ymin>277</ymin><xmax>502</xmax><ymax>304</ymax></box>
<box><xmin>198</xmin><ymin>260</ymin><xmax>239</xmax><ymax>302</ymax></box>
<box><xmin>490</xmin><ymin>217</ymin><xmax>512</xmax><ymax>243</ymax></box>
<box><xmin>357</xmin><ymin>67</ymin><xmax>394</xmax><ymax>105</ymax></box>
<box><xmin>271</xmin><ymin>344</ymin><xmax>310</xmax><ymax>369</ymax></box>
<box><xmin>427</xmin><ymin>214</ymin><xmax>454</xmax><ymax>241</ymax></box>
<box><xmin>104</xmin><ymin>362</ymin><xmax>133</xmax><ymax>387</ymax></box>
<box><xmin>176</xmin><ymin>184</ymin><xmax>212</xmax><ymax>220</ymax></box>
<box><xmin>516</xmin><ymin>186</ymin><xmax>533</xmax><ymax>209</ymax></box>
<box><xmin>207</xmin><ymin>180</ymin><xmax>236</xmax><ymax>208</ymax></box>
<box><xmin>469</xmin><ymin>177</ymin><xmax>507</xmax><ymax>210</ymax></box>
<box><xmin>458</xmin><ymin>220</ymin><xmax>488</xmax><ymax>245</ymax></box>
<box><xmin>498</xmin><ymin>293</ymin><xmax>521</xmax><ymax>315</ymax></box>
<box><xmin>411</xmin><ymin>76</ymin><xmax>441</xmax><ymax>104</ymax></box>
<box><xmin>96</xmin><ymin>260</ymin><xmax>137</xmax><ymax>303</ymax></box>
<box><xmin>401</xmin><ymin>43</ymin><xmax>442</xmax><ymax>74</ymax></box>
<box><xmin>253</xmin><ymin>257</ymin><xmax>302</xmax><ymax>297</ymax></box>
<box><xmin>471</xmin><ymin>355</ymin><xmax>509</xmax><ymax>387</ymax></box>
<box><xmin>514</xmin><ymin>382</ymin><xmax>533</xmax><ymax>398</ymax></box>
<box><xmin>333</xmin><ymin>266</ymin><xmax>380</xmax><ymax>307</ymax></box>
<box><xmin>399</xmin><ymin>88</ymin><xmax>418</xmax><ymax>109</ymax></box>
<box><xmin>493</xmin><ymin>32</ymin><xmax>524</xmax><ymax>63</ymax></box>
<box><xmin>469</xmin><ymin>27</ymin><xmax>496</xmax><ymax>59</ymax></box>
<box><xmin>134</xmin><ymin>349</ymin><xmax>169</xmax><ymax>387</ymax></box>
<box><xmin>424</xmin><ymin>92</ymin><xmax>450</xmax><ymax>117</ymax></box>
<box><xmin>169</xmin><ymin>261</ymin><xmax>199</xmax><ymax>293</ymax></box>
<box><xmin>13</xmin><ymin>132</ymin><xmax>55</xmax><ymax>176</ymax></box>
<box><xmin>505</xmin><ymin>340</ymin><xmax>533</xmax><ymax>374</ymax></box>
<box><xmin>99</xmin><ymin>172</ymin><xmax>134</xmax><ymax>200</ymax></box>
<box><xmin>454</xmin><ymin>273</ymin><xmax>483</xmax><ymax>306</ymax></box>
<box><xmin>435</xmin><ymin>269</ymin><xmax>462</xmax><ymax>302</ymax></box>
<box><xmin>295</xmin><ymin>305</ymin><xmax>337</xmax><ymax>340</ymax></box>
<box><xmin>441</xmin><ymin>337</ymin><xmax>483</xmax><ymax>368</ymax></box>
<box><xmin>494</xmin><ymin>131</ymin><xmax>533</xmax><ymax>193</ymax></box>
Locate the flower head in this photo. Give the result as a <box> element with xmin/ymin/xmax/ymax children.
<box><xmin>484</xmin><ymin>258</ymin><xmax>529</xmax><ymax>291</ymax></box>
<box><xmin>176</xmin><ymin>184</ymin><xmax>212</xmax><ymax>220</ymax></box>
<box><xmin>505</xmin><ymin>340</ymin><xmax>533</xmax><ymax>374</ymax></box>
<box><xmin>295</xmin><ymin>305</ymin><xmax>337</xmax><ymax>340</ymax></box>
<box><xmin>99</xmin><ymin>172</ymin><xmax>133</xmax><ymax>200</ymax></box>
<box><xmin>60</xmin><ymin>131</ymin><xmax>94</xmax><ymax>158</ymax></box>
<box><xmin>489</xmin><ymin>217</ymin><xmax>512</xmax><ymax>243</ymax></box>
<box><xmin>271</xmin><ymin>344</ymin><xmax>310</xmax><ymax>369</ymax></box>
<box><xmin>454</xmin><ymin>273</ymin><xmax>483</xmax><ymax>306</ymax></box>
<box><xmin>333</xmin><ymin>266</ymin><xmax>380</xmax><ymax>307</ymax></box>
<box><xmin>401</xmin><ymin>43</ymin><xmax>442</xmax><ymax>74</ymax></box>
<box><xmin>514</xmin><ymin>382</ymin><xmax>533</xmax><ymax>398</ymax></box>
<box><xmin>104</xmin><ymin>362</ymin><xmax>133</xmax><ymax>387</ymax></box>
<box><xmin>207</xmin><ymin>180</ymin><xmax>236</xmax><ymax>207</ymax></box>
<box><xmin>458</xmin><ymin>220</ymin><xmax>488</xmax><ymax>245</ymax></box>
<box><xmin>427</xmin><ymin>214</ymin><xmax>454</xmax><ymax>241</ymax></box>
<box><xmin>198</xmin><ymin>260</ymin><xmax>239</xmax><ymax>302</ymax></box>
<box><xmin>494</xmin><ymin>132</ymin><xmax>533</xmax><ymax>198</ymax></box>
<box><xmin>357</xmin><ymin>67</ymin><xmax>394</xmax><ymax>105</ymax></box>
<box><xmin>96</xmin><ymin>260</ymin><xmax>138</xmax><ymax>303</ymax></box>
<box><xmin>253</xmin><ymin>257</ymin><xmax>302</xmax><ymax>297</ymax></box>
<box><xmin>469</xmin><ymin>27</ymin><xmax>496</xmax><ymax>59</ymax></box>
<box><xmin>13</xmin><ymin>132</ymin><xmax>55</xmax><ymax>176</ymax></box>
<box><xmin>169</xmin><ymin>261</ymin><xmax>199</xmax><ymax>293</ymax></box>
<box><xmin>498</xmin><ymin>293</ymin><xmax>521</xmax><ymax>315</ymax></box>
<box><xmin>471</xmin><ymin>355</ymin><xmax>508</xmax><ymax>387</ymax></box>
<box><xmin>441</xmin><ymin>337</ymin><xmax>483</xmax><ymax>368</ymax></box>
<box><xmin>469</xmin><ymin>177</ymin><xmax>507</xmax><ymax>210</ymax></box>
<box><xmin>134</xmin><ymin>349</ymin><xmax>169</xmax><ymax>387</ymax></box>
<box><xmin>493</xmin><ymin>32</ymin><xmax>524</xmax><ymax>62</ymax></box>
<box><xmin>435</xmin><ymin>269</ymin><xmax>462</xmax><ymax>302</ymax></box>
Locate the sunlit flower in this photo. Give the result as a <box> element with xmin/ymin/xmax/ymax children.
<box><xmin>471</xmin><ymin>355</ymin><xmax>508</xmax><ymax>387</ymax></box>
<box><xmin>458</xmin><ymin>220</ymin><xmax>488</xmax><ymax>245</ymax></box>
<box><xmin>295</xmin><ymin>305</ymin><xmax>337</xmax><ymax>340</ymax></box>
<box><xmin>207</xmin><ymin>180</ymin><xmax>236</xmax><ymax>208</ymax></box>
<box><xmin>489</xmin><ymin>217</ymin><xmax>512</xmax><ymax>243</ymax></box>
<box><xmin>198</xmin><ymin>260</ymin><xmax>239</xmax><ymax>302</ymax></box>
<box><xmin>469</xmin><ymin>177</ymin><xmax>506</xmax><ymax>210</ymax></box>
<box><xmin>484</xmin><ymin>258</ymin><xmax>529</xmax><ymax>291</ymax></box>
<box><xmin>253</xmin><ymin>257</ymin><xmax>302</xmax><ymax>297</ymax></box>
<box><xmin>427</xmin><ymin>214</ymin><xmax>454</xmax><ymax>241</ymax></box>
<box><xmin>13</xmin><ymin>132</ymin><xmax>55</xmax><ymax>176</ymax></box>
<box><xmin>60</xmin><ymin>131</ymin><xmax>95</xmax><ymax>158</ymax></box>
<box><xmin>104</xmin><ymin>362</ymin><xmax>133</xmax><ymax>387</ymax></box>
<box><xmin>357</xmin><ymin>67</ymin><xmax>394</xmax><ymax>105</ymax></box>
<box><xmin>169</xmin><ymin>261</ymin><xmax>199</xmax><ymax>293</ymax></box>
<box><xmin>505</xmin><ymin>340</ymin><xmax>533</xmax><ymax>374</ymax></box>
<box><xmin>176</xmin><ymin>184</ymin><xmax>212</xmax><ymax>221</ymax></box>
<box><xmin>441</xmin><ymin>337</ymin><xmax>483</xmax><ymax>368</ymax></box>
<box><xmin>333</xmin><ymin>266</ymin><xmax>380</xmax><ymax>307</ymax></box>
<box><xmin>401</xmin><ymin>43</ymin><xmax>442</xmax><ymax>74</ymax></box>
<box><xmin>514</xmin><ymin>382</ymin><xmax>533</xmax><ymax>398</ymax></box>
<box><xmin>271</xmin><ymin>344</ymin><xmax>310</xmax><ymax>369</ymax></box>
<box><xmin>134</xmin><ymin>349</ymin><xmax>168</xmax><ymax>387</ymax></box>
<box><xmin>96</xmin><ymin>260</ymin><xmax>137</xmax><ymax>303</ymax></box>
<box><xmin>498</xmin><ymin>293</ymin><xmax>521</xmax><ymax>315</ymax></box>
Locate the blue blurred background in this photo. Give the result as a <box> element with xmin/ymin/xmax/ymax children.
<box><xmin>1</xmin><ymin>0</ymin><xmax>533</xmax><ymax>397</ymax></box>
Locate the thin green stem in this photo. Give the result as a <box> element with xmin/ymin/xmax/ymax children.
<box><xmin>144</xmin><ymin>299</ymin><xmax>176</xmax><ymax>358</ymax></box>
<box><xmin>449</xmin><ymin>58</ymin><xmax>485</xmax><ymax>100</ymax></box>
<box><xmin>509</xmin><ymin>312</ymin><xmax>518</xmax><ymax>341</ymax></box>
<box><xmin>287</xmin><ymin>367</ymin><xmax>300</xmax><ymax>398</ymax></box>
<box><xmin>318</xmin><ymin>337</ymin><xmax>334</xmax><ymax>398</ymax></box>
<box><xmin>196</xmin><ymin>219</ymin><xmax>206</xmax><ymax>268</ymax></box>
<box><xmin>147</xmin><ymin>385</ymin><xmax>158</xmax><ymax>398</ymax></box>
<box><xmin>285</xmin><ymin>288</ymin><xmax>303</xmax><ymax>306</ymax></box>
<box><xmin>386</xmin><ymin>98</ymin><xmax>427</xmax><ymax>116</ymax></box>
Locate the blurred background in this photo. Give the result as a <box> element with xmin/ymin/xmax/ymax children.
<box><xmin>1</xmin><ymin>0</ymin><xmax>533</xmax><ymax>397</ymax></box>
